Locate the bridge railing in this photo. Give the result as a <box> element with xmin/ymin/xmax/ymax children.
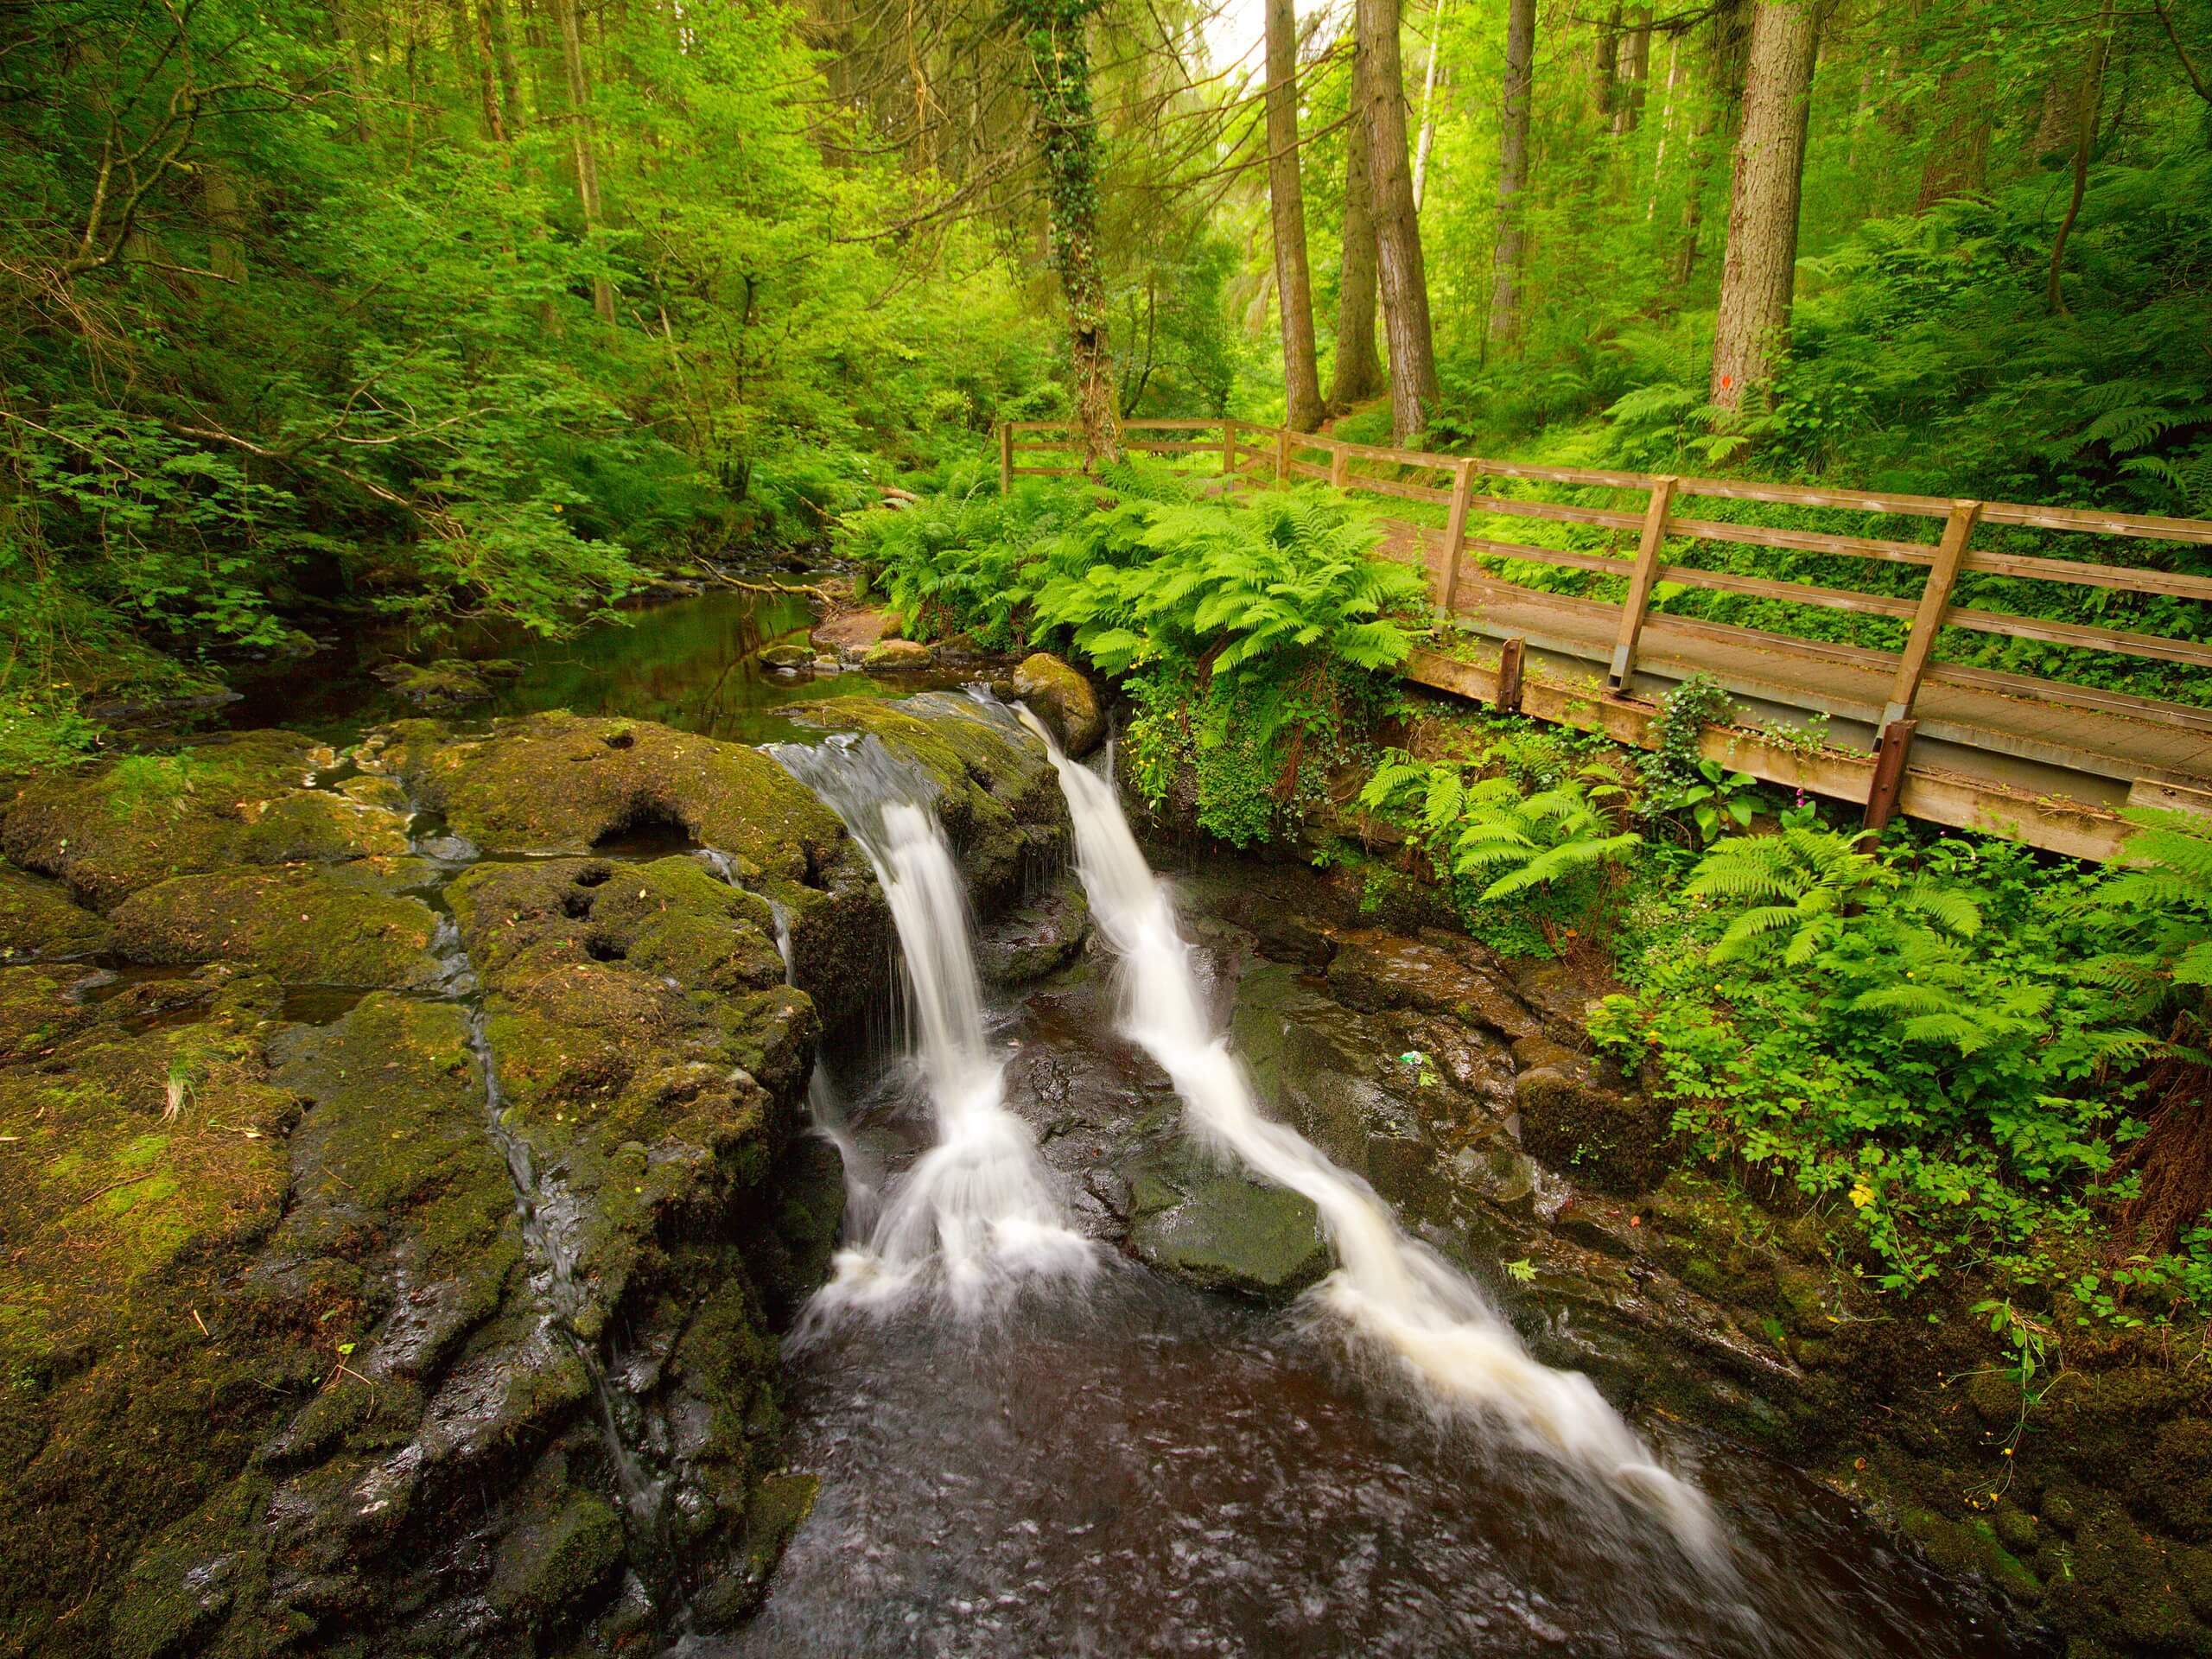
<box><xmin>999</xmin><ymin>417</ymin><xmax>2212</xmax><ymax>832</ymax></box>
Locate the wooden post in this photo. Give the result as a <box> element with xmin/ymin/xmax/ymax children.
<box><xmin>1862</xmin><ymin>716</ymin><xmax>1916</xmax><ymax>836</ymax></box>
<box><xmin>1328</xmin><ymin>441</ymin><xmax>1350</xmax><ymax>489</ymax></box>
<box><xmin>1606</xmin><ymin>474</ymin><xmax>1678</xmax><ymax>691</ymax></box>
<box><xmin>1224</xmin><ymin>417</ymin><xmax>1238</xmax><ymax>475</ymax></box>
<box><xmin>1439</xmin><ymin>457</ymin><xmax>1476</xmax><ymax>616</ymax></box>
<box><xmin>1496</xmin><ymin>636</ymin><xmax>1525</xmax><ymax>713</ymax></box>
<box><xmin>999</xmin><ymin>423</ymin><xmax>1014</xmax><ymax>495</ymax></box>
<box><xmin>1882</xmin><ymin>499</ymin><xmax>1983</xmax><ymax>727</ymax></box>
<box><xmin>1274</xmin><ymin>424</ymin><xmax>1292</xmax><ymax>482</ymax></box>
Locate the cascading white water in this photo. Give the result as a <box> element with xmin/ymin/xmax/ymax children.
<box><xmin>1020</xmin><ymin>707</ymin><xmax>1724</xmax><ymax>1560</ymax></box>
<box><xmin>772</xmin><ymin>733</ymin><xmax>1094</xmax><ymax>1313</ymax></box>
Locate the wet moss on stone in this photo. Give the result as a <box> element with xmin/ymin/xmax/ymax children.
<box><xmin>0</xmin><ymin>859</ymin><xmax>113</xmax><ymax>961</ymax></box>
<box><xmin>111</xmin><ymin>867</ymin><xmax>447</xmax><ymax>988</ymax></box>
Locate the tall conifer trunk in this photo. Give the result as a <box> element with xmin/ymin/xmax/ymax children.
<box><xmin>549</xmin><ymin>0</ymin><xmax>615</xmax><ymax>321</ymax></box>
<box><xmin>1487</xmin><ymin>0</ymin><xmax>1535</xmax><ymax>346</ymax></box>
<box><xmin>1265</xmin><ymin>0</ymin><xmax>1324</xmax><ymax>430</ymax></box>
<box><xmin>1356</xmin><ymin>0</ymin><xmax>1439</xmax><ymax>438</ymax></box>
<box><xmin>1708</xmin><ymin>0</ymin><xmax>1819</xmax><ymax>411</ymax></box>
<box><xmin>1329</xmin><ymin>41</ymin><xmax>1384</xmax><ymax>410</ymax></box>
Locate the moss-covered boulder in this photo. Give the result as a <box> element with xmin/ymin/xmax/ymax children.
<box><xmin>357</xmin><ymin>712</ymin><xmax>886</xmax><ymax>1027</ymax></box>
<box><xmin>110</xmin><ymin>866</ymin><xmax>447</xmax><ymax>988</ymax></box>
<box><xmin>861</xmin><ymin>638</ymin><xmax>932</xmax><ymax>672</ymax></box>
<box><xmin>1011</xmin><ymin>652</ymin><xmax>1103</xmax><ymax>757</ymax></box>
<box><xmin>1513</xmin><ymin>1064</ymin><xmax>1675</xmax><ymax>1196</ymax></box>
<box><xmin>975</xmin><ymin>879</ymin><xmax>1090</xmax><ymax>985</ymax></box>
<box><xmin>1126</xmin><ymin>1149</ymin><xmax>1328</xmax><ymax>1296</ymax></box>
<box><xmin>0</xmin><ymin>730</ymin><xmax>410</xmax><ymax>911</ymax></box>
<box><xmin>0</xmin><ymin>860</ymin><xmax>113</xmax><ymax>962</ymax></box>
<box><xmin>790</xmin><ymin>692</ymin><xmax>1066</xmax><ymax>915</ymax></box>
<box><xmin>372</xmin><ymin>655</ymin><xmax>522</xmax><ymax>708</ymax></box>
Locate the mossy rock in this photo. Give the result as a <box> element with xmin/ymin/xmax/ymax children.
<box><xmin>488</xmin><ymin>1491</ymin><xmax>625</xmax><ymax>1629</ymax></box>
<box><xmin>1127</xmin><ymin>1152</ymin><xmax>1329</xmax><ymax>1297</ymax></box>
<box><xmin>372</xmin><ymin>657</ymin><xmax>514</xmax><ymax>708</ymax></box>
<box><xmin>1011</xmin><ymin>652</ymin><xmax>1103</xmax><ymax>757</ymax></box>
<box><xmin>0</xmin><ymin>963</ymin><xmax>99</xmax><ymax>1063</ymax></box>
<box><xmin>791</xmin><ymin>693</ymin><xmax>1066</xmax><ymax>914</ymax></box>
<box><xmin>974</xmin><ymin>880</ymin><xmax>1090</xmax><ymax>985</ymax></box>
<box><xmin>1513</xmin><ymin>1065</ymin><xmax>1675</xmax><ymax>1196</ymax></box>
<box><xmin>0</xmin><ymin>860</ymin><xmax>113</xmax><ymax>962</ymax></box>
<box><xmin>0</xmin><ymin>1000</ymin><xmax>302</xmax><ymax>1654</ymax></box>
<box><xmin>758</xmin><ymin>643</ymin><xmax>814</xmax><ymax>671</ymax></box>
<box><xmin>110</xmin><ymin>866</ymin><xmax>446</xmax><ymax>988</ymax></box>
<box><xmin>0</xmin><ymin>730</ymin><xmax>409</xmax><ymax>910</ymax></box>
<box><xmin>861</xmin><ymin>638</ymin><xmax>932</xmax><ymax>672</ymax></box>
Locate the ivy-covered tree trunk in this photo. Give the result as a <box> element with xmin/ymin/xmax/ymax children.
<box><xmin>1708</xmin><ymin>0</ymin><xmax>1819</xmax><ymax>412</ymax></box>
<box><xmin>1265</xmin><ymin>0</ymin><xmax>1324</xmax><ymax>431</ymax></box>
<box><xmin>1013</xmin><ymin>0</ymin><xmax>1120</xmax><ymax>467</ymax></box>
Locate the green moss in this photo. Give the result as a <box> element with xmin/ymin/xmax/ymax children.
<box><xmin>0</xmin><ymin>729</ymin><xmax>407</xmax><ymax>909</ymax></box>
<box><xmin>488</xmin><ymin>1492</ymin><xmax>625</xmax><ymax>1628</ymax></box>
<box><xmin>0</xmin><ymin>860</ymin><xmax>112</xmax><ymax>962</ymax></box>
<box><xmin>111</xmin><ymin>867</ymin><xmax>445</xmax><ymax>988</ymax></box>
<box><xmin>362</xmin><ymin>712</ymin><xmax>849</xmax><ymax>885</ymax></box>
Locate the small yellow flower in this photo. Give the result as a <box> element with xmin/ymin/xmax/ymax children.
<box><xmin>1848</xmin><ymin>1181</ymin><xmax>1877</xmax><ymax>1211</ymax></box>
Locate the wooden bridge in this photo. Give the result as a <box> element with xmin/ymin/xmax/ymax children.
<box><xmin>1000</xmin><ymin>417</ymin><xmax>2212</xmax><ymax>861</ymax></box>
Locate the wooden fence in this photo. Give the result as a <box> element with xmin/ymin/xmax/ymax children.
<box><xmin>998</xmin><ymin>418</ymin><xmax>2212</xmax><ymax>859</ymax></box>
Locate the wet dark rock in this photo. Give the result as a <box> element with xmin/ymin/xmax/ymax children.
<box><xmin>975</xmin><ymin>879</ymin><xmax>1090</xmax><ymax>985</ymax></box>
<box><xmin>1125</xmin><ymin>1147</ymin><xmax>1328</xmax><ymax>1296</ymax></box>
<box><xmin>1513</xmin><ymin>1064</ymin><xmax>1676</xmax><ymax>1196</ymax></box>
<box><xmin>0</xmin><ymin>858</ymin><xmax>112</xmax><ymax>961</ymax></box>
<box><xmin>1010</xmin><ymin>652</ymin><xmax>1103</xmax><ymax>757</ymax></box>
<box><xmin>1324</xmin><ymin>927</ymin><xmax>1545</xmax><ymax>1043</ymax></box>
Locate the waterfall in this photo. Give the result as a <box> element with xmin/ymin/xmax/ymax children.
<box><xmin>771</xmin><ymin>733</ymin><xmax>1094</xmax><ymax>1314</ymax></box>
<box><xmin>1020</xmin><ymin>707</ymin><xmax>1724</xmax><ymax>1560</ymax></box>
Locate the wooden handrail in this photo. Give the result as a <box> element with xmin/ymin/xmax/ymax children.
<box><xmin>992</xmin><ymin>420</ymin><xmax>2212</xmax><ymax>679</ymax></box>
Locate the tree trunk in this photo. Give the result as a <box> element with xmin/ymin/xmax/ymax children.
<box><xmin>1014</xmin><ymin>0</ymin><xmax>1119</xmax><ymax>466</ymax></box>
<box><xmin>2047</xmin><ymin>0</ymin><xmax>2113</xmax><ymax>315</ymax></box>
<box><xmin>1915</xmin><ymin>54</ymin><xmax>1993</xmax><ymax>207</ymax></box>
<box><xmin>1670</xmin><ymin>0</ymin><xmax>1750</xmax><ymax>284</ymax></box>
<box><xmin>549</xmin><ymin>0</ymin><xmax>615</xmax><ymax>321</ymax></box>
<box><xmin>470</xmin><ymin>0</ymin><xmax>510</xmax><ymax>138</ymax></box>
<box><xmin>485</xmin><ymin>0</ymin><xmax>524</xmax><ymax>129</ymax></box>
<box><xmin>1647</xmin><ymin>32</ymin><xmax>1681</xmax><ymax>218</ymax></box>
<box><xmin>1589</xmin><ymin>0</ymin><xmax>1623</xmax><ymax>124</ymax></box>
<box><xmin>1612</xmin><ymin>7</ymin><xmax>1650</xmax><ymax>136</ymax></box>
<box><xmin>1265</xmin><ymin>0</ymin><xmax>1325</xmax><ymax>430</ymax></box>
<box><xmin>1329</xmin><ymin>42</ymin><xmax>1385</xmax><ymax>410</ymax></box>
<box><xmin>1357</xmin><ymin>0</ymin><xmax>1440</xmax><ymax>438</ymax></box>
<box><xmin>202</xmin><ymin>165</ymin><xmax>248</xmax><ymax>284</ymax></box>
<box><xmin>1709</xmin><ymin>0</ymin><xmax>1819</xmax><ymax>411</ymax></box>
<box><xmin>1412</xmin><ymin>0</ymin><xmax>1447</xmax><ymax>208</ymax></box>
<box><xmin>1487</xmin><ymin>0</ymin><xmax>1535</xmax><ymax>346</ymax></box>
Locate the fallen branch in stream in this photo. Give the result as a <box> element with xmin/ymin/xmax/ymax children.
<box><xmin>696</xmin><ymin>564</ymin><xmax>836</xmax><ymax>607</ymax></box>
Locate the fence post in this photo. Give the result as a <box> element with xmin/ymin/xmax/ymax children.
<box><xmin>1439</xmin><ymin>457</ymin><xmax>1476</xmax><ymax>616</ymax></box>
<box><xmin>1274</xmin><ymin>425</ymin><xmax>1291</xmax><ymax>483</ymax></box>
<box><xmin>1496</xmin><ymin>636</ymin><xmax>1526</xmax><ymax>714</ymax></box>
<box><xmin>1881</xmin><ymin>499</ymin><xmax>1983</xmax><ymax>728</ymax></box>
<box><xmin>1328</xmin><ymin>440</ymin><xmax>1349</xmax><ymax>490</ymax></box>
<box><xmin>1863</xmin><ymin>497</ymin><xmax>1981</xmax><ymax>836</ymax></box>
<box><xmin>999</xmin><ymin>423</ymin><xmax>1014</xmax><ymax>495</ymax></box>
<box><xmin>1223</xmin><ymin>417</ymin><xmax>1237</xmax><ymax>475</ymax></box>
<box><xmin>1606</xmin><ymin>474</ymin><xmax>1679</xmax><ymax>692</ymax></box>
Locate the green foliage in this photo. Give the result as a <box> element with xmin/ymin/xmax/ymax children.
<box><xmin>1593</xmin><ymin>822</ymin><xmax>2178</xmax><ymax>1294</ymax></box>
<box><xmin>846</xmin><ymin>461</ymin><xmax>1427</xmax><ymax>842</ymax></box>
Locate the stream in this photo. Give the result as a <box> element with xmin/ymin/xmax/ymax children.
<box><xmin>223</xmin><ymin>591</ymin><xmax>2026</xmax><ymax>1657</ymax></box>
